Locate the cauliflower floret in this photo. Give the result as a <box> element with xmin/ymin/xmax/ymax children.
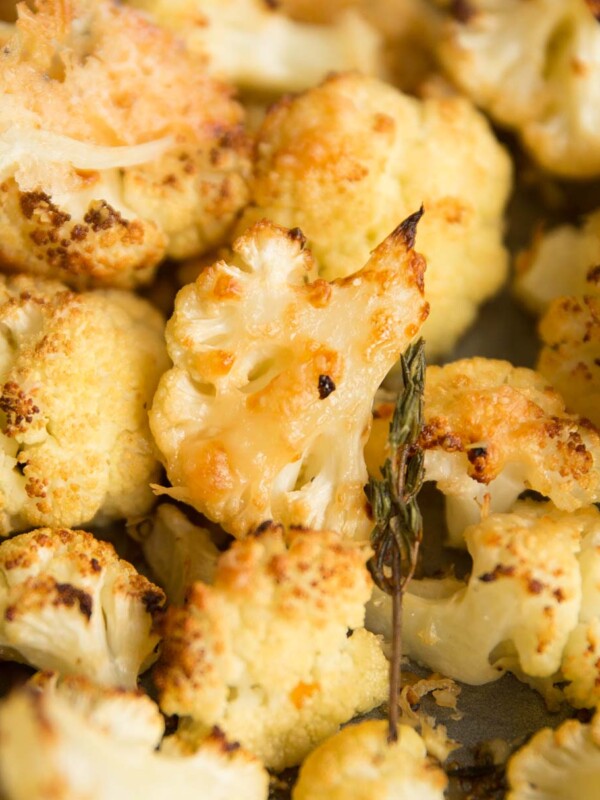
<box><xmin>128</xmin><ymin>504</ymin><xmax>220</xmax><ymax>603</ymax></box>
<box><xmin>437</xmin><ymin>0</ymin><xmax>600</xmax><ymax>177</ymax></box>
<box><xmin>366</xmin><ymin>501</ymin><xmax>591</xmax><ymax>686</ymax></box>
<box><xmin>292</xmin><ymin>719</ymin><xmax>447</xmax><ymax>800</ymax></box>
<box><xmin>0</xmin><ymin>528</ymin><xmax>165</xmax><ymax>688</ymax></box>
<box><xmin>0</xmin><ymin>671</ymin><xmax>269</xmax><ymax>800</ymax></box>
<box><xmin>233</xmin><ymin>72</ymin><xmax>511</xmax><ymax>358</ymax></box>
<box><xmin>150</xmin><ymin>217</ymin><xmax>428</xmax><ymax>541</ymax></box>
<box><xmin>507</xmin><ymin>712</ymin><xmax>600</xmax><ymax>800</ymax></box>
<box><xmin>0</xmin><ymin>0</ymin><xmax>250</xmax><ymax>288</ymax></box>
<box><xmin>0</xmin><ymin>273</ymin><xmax>169</xmax><ymax>535</ymax></box>
<box><xmin>129</xmin><ymin>0</ymin><xmax>382</xmax><ymax>94</ymax></box>
<box><xmin>514</xmin><ymin>210</ymin><xmax>600</xmax><ymax>314</ymax></box>
<box><xmin>154</xmin><ymin>524</ymin><xmax>389</xmax><ymax>771</ymax></box>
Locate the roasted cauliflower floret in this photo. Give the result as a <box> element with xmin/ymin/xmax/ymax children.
<box><xmin>150</xmin><ymin>217</ymin><xmax>428</xmax><ymax>541</ymax></box>
<box><xmin>412</xmin><ymin>358</ymin><xmax>600</xmax><ymax>546</ymax></box>
<box><xmin>129</xmin><ymin>504</ymin><xmax>220</xmax><ymax>604</ymax></box>
<box><xmin>129</xmin><ymin>0</ymin><xmax>381</xmax><ymax>94</ymax></box>
<box><xmin>0</xmin><ymin>0</ymin><xmax>250</xmax><ymax>288</ymax></box>
<box><xmin>0</xmin><ymin>671</ymin><xmax>269</xmax><ymax>800</ymax></box>
<box><xmin>0</xmin><ymin>274</ymin><xmax>169</xmax><ymax>535</ymax></box>
<box><xmin>234</xmin><ymin>72</ymin><xmax>511</xmax><ymax>358</ymax></box>
<box><xmin>292</xmin><ymin>719</ymin><xmax>447</xmax><ymax>800</ymax></box>
<box><xmin>154</xmin><ymin>524</ymin><xmax>389</xmax><ymax>771</ymax></box>
<box><xmin>515</xmin><ymin>210</ymin><xmax>600</xmax><ymax>315</ymax></box>
<box><xmin>507</xmin><ymin>712</ymin><xmax>600</xmax><ymax>800</ymax></box>
<box><xmin>437</xmin><ymin>0</ymin><xmax>600</xmax><ymax>177</ymax></box>
<box><xmin>0</xmin><ymin>528</ymin><xmax>165</xmax><ymax>688</ymax></box>
<box><xmin>366</xmin><ymin>502</ymin><xmax>595</xmax><ymax>687</ymax></box>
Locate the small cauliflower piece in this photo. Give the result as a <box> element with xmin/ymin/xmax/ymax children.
<box><xmin>507</xmin><ymin>712</ymin><xmax>600</xmax><ymax>800</ymax></box>
<box><xmin>154</xmin><ymin>524</ymin><xmax>389</xmax><ymax>771</ymax></box>
<box><xmin>129</xmin><ymin>504</ymin><xmax>220</xmax><ymax>603</ymax></box>
<box><xmin>292</xmin><ymin>719</ymin><xmax>447</xmax><ymax>800</ymax></box>
<box><xmin>129</xmin><ymin>0</ymin><xmax>382</xmax><ymax>94</ymax></box>
<box><xmin>0</xmin><ymin>0</ymin><xmax>250</xmax><ymax>288</ymax></box>
<box><xmin>234</xmin><ymin>71</ymin><xmax>511</xmax><ymax>358</ymax></box>
<box><xmin>437</xmin><ymin>0</ymin><xmax>600</xmax><ymax>177</ymax></box>
<box><xmin>0</xmin><ymin>672</ymin><xmax>269</xmax><ymax>800</ymax></box>
<box><xmin>150</xmin><ymin>217</ymin><xmax>428</xmax><ymax>541</ymax></box>
<box><xmin>0</xmin><ymin>528</ymin><xmax>165</xmax><ymax>688</ymax></box>
<box><xmin>0</xmin><ymin>273</ymin><xmax>169</xmax><ymax>535</ymax></box>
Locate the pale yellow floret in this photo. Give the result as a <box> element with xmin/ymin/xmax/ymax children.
<box><xmin>154</xmin><ymin>524</ymin><xmax>389</xmax><ymax>771</ymax></box>
<box><xmin>150</xmin><ymin>217</ymin><xmax>428</xmax><ymax>541</ymax></box>
<box><xmin>292</xmin><ymin>719</ymin><xmax>447</xmax><ymax>800</ymax></box>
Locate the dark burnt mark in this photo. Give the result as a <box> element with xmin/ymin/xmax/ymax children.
<box><xmin>20</xmin><ymin>191</ymin><xmax>70</xmax><ymax>227</ymax></box>
<box><xmin>288</xmin><ymin>227</ymin><xmax>307</xmax><ymax>249</ymax></box>
<box><xmin>392</xmin><ymin>206</ymin><xmax>424</xmax><ymax>250</ymax></box>
<box><xmin>90</xmin><ymin>558</ymin><xmax>101</xmax><ymax>573</ymax></box>
<box><xmin>468</xmin><ymin>447</ymin><xmax>487</xmax><ymax>460</ymax></box>
<box><xmin>84</xmin><ymin>200</ymin><xmax>126</xmax><ymax>232</ymax></box>
<box><xmin>318</xmin><ymin>374</ymin><xmax>336</xmax><ymax>399</ymax></box>
<box><xmin>451</xmin><ymin>0</ymin><xmax>476</xmax><ymax>23</ymax></box>
<box><xmin>0</xmin><ymin>382</ymin><xmax>40</xmax><ymax>435</ymax></box>
<box><xmin>211</xmin><ymin>725</ymin><xmax>241</xmax><ymax>753</ymax></box>
<box><xmin>528</xmin><ymin>578</ymin><xmax>544</xmax><ymax>595</ymax></box>
<box><xmin>263</xmin><ymin>0</ymin><xmax>279</xmax><ymax>8</ymax></box>
<box><xmin>585</xmin><ymin>0</ymin><xmax>600</xmax><ymax>21</ymax></box>
<box><xmin>55</xmin><ymin>583</ymin><xmax>93</xmax><ymax>619</ymax></box>
<box><xmin>142</xmin><ymin>589</ymin><xmax>165</xmax><ymax>616</ymax></box>
<box><xmin>254</xmin><ymin>519</ymin><xmax>276</xmax><ymax>536</ymax></box>
<box><xmin>587</xmin><ymin>264</ymin><xmax>600</xmax><ymax>284</ymax></box>
<box><xmin>478</xmin><ymin>564</ymin><xmax>515</xmax><ymax>583</ymax></box>
<box><xmin>70</xmin><ymin>224</ymin><xmax>88</xmax><ymax>241</ymax></box>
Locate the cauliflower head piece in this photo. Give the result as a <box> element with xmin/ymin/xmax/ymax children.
<box><xmin>154</xmin><ymin>524</ymin><xmax>389</xmax><ymax>771</ymax></box>
<box><xmin>0</xmin><ymin>671</ymin><xmax>269</xmax><ymax>800</ymax></box>
<box><xmin>292</xmin><ymin>719</ymin><xmax>447</xmax><ymax>800</ymax></box>
<box><xmin>0</xmin><ymin>528</ymin><xmax>165</xmax><ymax>688</ymax></box>
<box><xmin>437</xmin><ymin>0</ymin><xmax>600</xmax><ymax>177</ymax></box>
<box><xmin>0</xmin><ymin>0</ymin><xmax>250</xmax><ymax>288</ymax></box>
<box><xmin>129</xmin><ymin>0</ymin><xmax>382</xmax><ymax>94</ymax></box>
<box><xmin>234</xmin><ymin>71</ymin><xmax>511</xmax><ymax>358</ymax></box>
<box><xmin>0</xmin><ymin>273</ymin><xmax>169</xmax><ymax>535</ymax></box>
<box><xmin>150</xmin><ymin>217</ymin><xmax>428</xmax><ymax>541</ymax></box>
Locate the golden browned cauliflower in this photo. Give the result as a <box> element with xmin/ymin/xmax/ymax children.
<box><xmin>0</xmin><ymin>0</ymin><xmax>250</xmax><ymax>288</ymax></box>
<box><xmin>292</xmin><ymin>719</ymin><xmax>447</xmax><ymax>800</ymax></box>
<box><xmin>234</xmin><ymin>72</ymin><xmax>511</xmax><ymax>358</ymax></box>
<box><xmin>150</xmin><ymin>217</ymin><xmax>428</xmax><ymax>541</ymax></box>
<box><xmin>437</xmin><ymin>0</ymin><xmax>600</xmax><ymax>177</ymax></box>
<box><xmin>0</xmin><ymin>273</ymin><xmax>169</xmax><ymax>535</ymax></box>
<box><xmin>0</xmin><ymin>671</ymin><xmax>269</xmax><ymax>800</ymax></box>
<box><xmin>154</xmin><ymin>524</ymin><xmax>389</xmax><ymax>771</ymax></box>
<box><xmin>0</xmin><ymin>528</ymin><xmax>165</xmax><ymax>688</ymax></box>
<box><xmin>129</xmin><ymin>0</ymin><xmax>382</xmax><ymax>94</ymax></box>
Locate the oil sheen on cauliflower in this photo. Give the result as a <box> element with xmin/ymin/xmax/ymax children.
<box><xmin>0</xmin><ymin>0</ymin><xmax>250</xmax><ymax>288</ymax></box>
<box><xmin>366</xmin><ymin>502</ymin><xmax>599</xmax><ymax>690</ymax></box>
<box><xmin>234</xmin><ymin>72</ymin><xmax>511</xmax><ymax>358</ymax></box>
<box><xmin>438</xmin><ymin>0</ymin><xmax>600</xmax><ymax>177</ymax></box>
<box><xmin>129</xmin><ymin>0</ymin><xmax>382</xmax><ymax>94</ymax></box>
<box><xmin>292</xmin><ymin>719</ymin><xmax>446</xmax><ymax>800</ymax></box>
<box><xmin>0</xmin><ymin>273</ymin><xmax>169</xmax><ymax>535</ymax></box>
<box><xmin>154</xmin><ymin>524</ymin><xmax>389</xmax><ymax>771</ymax></box>
<box><xmin>0</xmin><ymin>528</ymin><xmax>165</xmax><ymax>688</ymax></box>
<box><xmin>150</xmin><ymin>216</ymin><xmax>428</xmax><ymax>541</ymax></box>
<box><xmin>507</xmin><ymin>711</ymin><xmax>600</xmax><ymax>800</ymax></box>
<box><xmin>0</xmin><ymin>672</ymin><xmax>269</xmax><ymax>800</ymax></box>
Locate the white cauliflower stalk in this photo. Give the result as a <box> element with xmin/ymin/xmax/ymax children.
<box><xmin>150</xmin><ymin>217</ymin><xmax>428</xmax><ymax>541</ymax></box>
<box><xmin>292</xmin><ymin>719</ymin><xmax>447</xmax><ymax>800</ymax></box>
<box><xmin>0</xmin><ymin>528</ymin><xmax>165</xmax><ymax>688</ymax></box>
<box><xmin>129</xmin><ymin>0</ymin><xmax>382</xmax><ymax>94</ymax></box>
<box><xmin>437</xmin><ymin>0</ymin><xmax>600</xmax><ymax>177</ymax></box>
<box><xmin>154</xmin><ymin>524</ymin><xmax>389</xmax><ymax>771</ymax></box>
<box><xmin>0</xmin><ymin>273</ymin><xmax>169</xmax><ymax>535</ymax></box>
<box><xmin>0</xmin><ymin>671</ymin><xmax>269</xmax><ymax>800</ymax></box>
<box><xmin>234</xmin><ymin>71</ymin><xmax>511</xmax><ymax>358</ymax></box>
<box><xmin>0</xmin><ymin>0</ymin><xmax>250</xmax><ymax>288</ymax></box>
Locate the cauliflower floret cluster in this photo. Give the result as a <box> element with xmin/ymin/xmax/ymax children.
<box><xmin>437</xmin><ymin>0</ymin><xmax>600</xmax><ymax>177</ymax></box>
<box><xmin>0</xmin><ymin>528</ymin><xmax>165</xmax><ymax>688</ymax></box>
<box><xmin>154</xmin><ymin>524</ymin><xmax>389</xmax><ymax>771</ymax></box>
<box><xmin>234</xmin><ymin>71</ymin><xmax>511</xmax><ymax>358</ymax></box>
<box><xmin>0</xmin><ymin>671</ymin><xmax>269</xmax><ymax>800</ymax></box>
<box><xmin>292</xmin><ymin>719</ymin><xmax>447</xmax><ymax>800</ymax></box>
<box><xmin>0</xmin><ymin>0</ymin><xmax>250</xmax><ymax>288</ymax></box>
<box><xmin>129</xmin><ymin>0</ymin><xmax>382</xmax><ymax>94</ymax></box>
<box><xmin>150</xmin><ymin>217</ymin><xmax>428</xmax><ymax>541</ymax></box>
<box><xmin>0</xmin><ymin>273</ymin><xmax>169</xmax><ymax>535</ymax></box>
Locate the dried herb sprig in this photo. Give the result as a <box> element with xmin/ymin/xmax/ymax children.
<box><xmin>366</xmin><ymin>338</ymin><xmax>426</xmax><ymax>743</ymax></box>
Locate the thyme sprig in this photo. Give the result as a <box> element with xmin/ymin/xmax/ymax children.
<box><xmin>366</xmin><ymin>338</ymin><xmax>426</xmax><ymax>743</ymax></box>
